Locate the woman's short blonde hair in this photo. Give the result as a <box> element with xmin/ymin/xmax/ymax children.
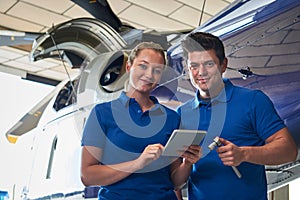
<box><xmin>127</xmin><ymin>42</ymin><xmax>166</xmax><ymax>66</ymax></box>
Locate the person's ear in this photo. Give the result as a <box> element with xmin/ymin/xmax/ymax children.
<box><xmin>221</xmin><ymin>58</ymin><xmax>228</xmax><ymax>73</ymax></box>
<box><xmin>126</xmin><ymin>62</ymin><xmax>131</xmax><ymax>73</ymax></box>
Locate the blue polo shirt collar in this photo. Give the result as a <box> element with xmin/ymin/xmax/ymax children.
<box><xmin>191</xmin><ymin>78</ymin><xmax>233</xmax><ymax>109</ymax></box>
<box><xmin>118</xmin><ymin>91</ymin><xmax>162</xmax><ymax>112</ymax></box>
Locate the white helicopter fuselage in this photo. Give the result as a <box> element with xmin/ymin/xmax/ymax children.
<box><xmin>10</xmin><ymin>51</ymin><xmax>128</xmax><ymax>200</ymax></box>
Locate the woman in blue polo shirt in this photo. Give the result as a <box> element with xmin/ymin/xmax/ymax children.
<box><xmin>81</xmin><ymin>42</ymin><xmax>181</xmax><ymax>200</ymax></box>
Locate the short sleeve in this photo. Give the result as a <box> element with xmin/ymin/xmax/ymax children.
<box><xmin>81</xmin><ymin>106</ymin><xmax>106</xmax><ymax>148</ymax></box>
<box><xmin>252</xmin><ymin>91</ymin><xmax>285</xmax><ymax>140</ymax></box>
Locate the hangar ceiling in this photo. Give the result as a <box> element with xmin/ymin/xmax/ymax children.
<box><xmin>0</xmin><ymin>0</ymin><xmax>234</xmax><ymax>83</ymax></box>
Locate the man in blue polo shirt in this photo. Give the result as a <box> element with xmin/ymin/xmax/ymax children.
<box><xmin>171</xmin><ymin>32</ymin><xmax>297</xmax><ymax>200</ymax></box>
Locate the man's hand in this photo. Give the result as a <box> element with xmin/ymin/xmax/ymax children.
<box><xmin>216</xmin><ymin>138</ymin><xmax>244</xmax><ymax>166</ymax></box>
<box><xmin>181</xmin><ymin>145</ymin><xmax>202</xmax><ymax>165</ymax></box>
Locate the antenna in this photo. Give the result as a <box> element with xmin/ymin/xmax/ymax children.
<box><xmin>158</xmin><ymin>65</ymin><xmax>189</xmax><ymax>87</ymax></box>
<box><xmin>227</xmin><ymin>66</ymin><xmax>266</xmax><ymax>80</ymax></box>
<box><xmin>238</xmin><ymin>66</ymin><xmax>253</xmax><ymax>80</ymax></box>
<box><xmin>159</xmin><ymin>73</ymin><xmax>185</xmax><ymax>87</ymax></box>
<box><xmin>48</xmin><ymin>24</ymin><xmax>77</xmax><ymax>98</ymax></box>
<box><xmin>199</xmin><ymin>0</ymin><xmax>207</xmax><ymax>26</ymax></box>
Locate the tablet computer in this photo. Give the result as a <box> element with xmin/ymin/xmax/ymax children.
<box><xmin>162</xmin><ymin>129</ymin><xmax>206</xmax><ymax>157</ymax></box>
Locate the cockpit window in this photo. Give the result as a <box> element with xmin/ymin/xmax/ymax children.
<box><xmin>53</xmin><ymin>80</ymin><xmax>78</xmax><ymax>111</ymax></box>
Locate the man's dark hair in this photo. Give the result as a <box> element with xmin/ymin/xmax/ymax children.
<box><xmin>181</xmin><ymin>32</ymin><xmax>226</xmax><ymax>63</ymax></box>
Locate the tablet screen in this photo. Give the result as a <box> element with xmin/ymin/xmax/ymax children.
<box><xmin>162</xmin><ymin>129</ymin><xmax>206</xmax><ymax>157</ymax></box>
